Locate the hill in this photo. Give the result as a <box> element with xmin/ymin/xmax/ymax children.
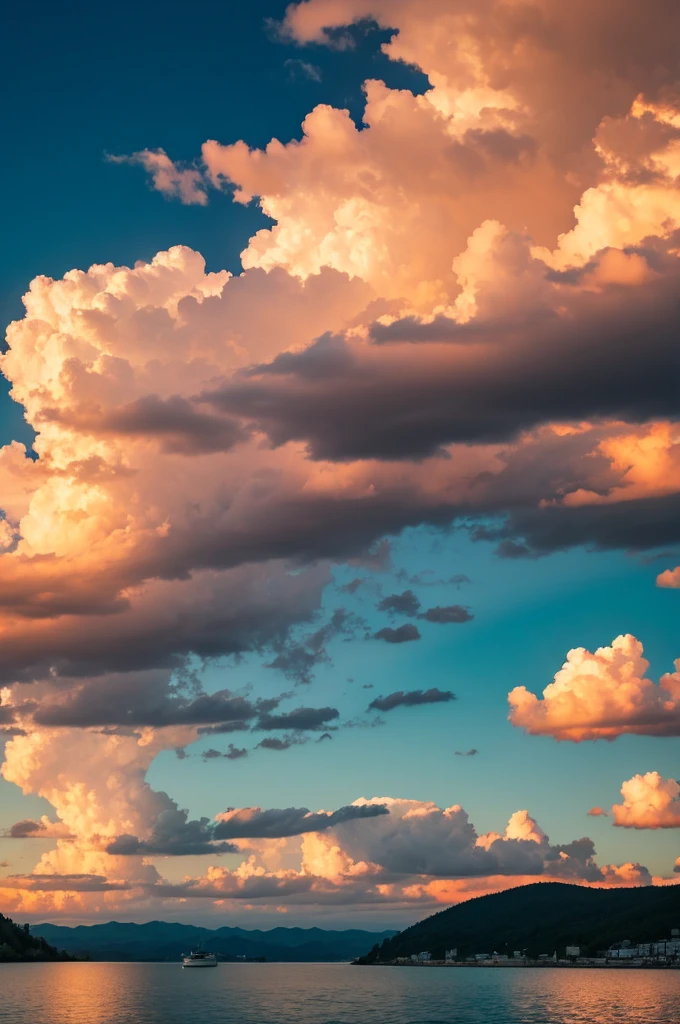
<box><xmin>32</xmin><ymin>921</ymin><xmax>396</xmax><ymax>962</ymax></box>
<box><xmin>0</xmin><ymin>913</ymin><xmax>74</xmax><ymax>962</ymax></box>
<box><xmin>356</xmin><ymin>883</ymin><xmax>680</xmax><ymax>962</ymax></box>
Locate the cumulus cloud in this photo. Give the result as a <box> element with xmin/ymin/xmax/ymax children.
<box><xmin>368</xmin><ymin>688</ymin><xmax>456</xmax><ymax>712</ymax></box>
<box><xmin>373</xmin><ymin>625</ymin><xmax>421</xmax><ymax>644</ymax></box>
<box><xmin>300</xmin><ymin>798</ymin><xmax>618</xmax><ymax>884</ymax></box>
<box><xmin>137</xmin><ymin>796</ymin><xmax>651</xmax><ymax>914</ymax></box>
<box><xmin>596</xmin><ymin>863</ymin><xmax>653</xmax><ymax>887</ymax></box>
<box><xmin>508</xmin><ymin>635</ymin><xmax>680</xmax><ymax>740</ymax></box>
<box><xmin>587</xmin><ymin>807</ymin><xmax>609</xmax><ymax>817</ymax></box>
<box><xmin>612</xmin><ymin>772</ymin><xmax>680</xmax><ymax>829</ymax></box>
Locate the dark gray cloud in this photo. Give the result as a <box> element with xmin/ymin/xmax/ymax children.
<box><xmin>197</xmin><ymin>721</ymin><xmax>250</xmax><ymax>736</ymax></box>
<box><xmin>484</xmin><ymin>490</ymin><xmax>680</xmax><ymax>556</ymax></box>
<box><xmin>369</xmin><ymin>688</ymin><xmax>457</xmax><ymax>712</ymax></box>
<box><xmin>225</xmin><ymin>743</ymin><xmax>248</xmax><ymax>760</ymax></box>
<box><xmin>212</xmin><ymin>803</ymin><xmax>389</xmax><ymax>840</ymax></box>
<box><xmin>106</xmin><ymin>809</ymin><xmax>238</xmax><ymax>857</ymax></box>
<box><xmin>107</xmin><ymin>802</ymin><xmax>389</xmax><ymax>856</ymax></box>
<box><xmin>266</xmin><ymin>609</ymin><xmax>365</xmax><ymax>684</ymax></box>
<box><xmin>195</xmin><ymin>741</ymin><xmax>248</xmax><ymax>759</ymax></box>
<box><xmin>205</xmin><ymin>260</ymin><xmax>680</xmax><ymax>462</ymax></box>
<box><xmin>256</xmin><ymin>705</ymin><xmax>339</xmax><ymax>731</ymax></box>
<box><xmin>39</xmin><ymin>393</ymin><xmax>248</xmax><ymax>455</ymax></box>
<box><xmin>256</xmin><ymin>734</ymin><xmax>308</xmax><ymax>751</ymax></box>
<box><xmin>31</xmin><ymin>674</ymin><xmax>262</xmax><ymax>730</ymax></box>
<box><xmin>377</xmin><ymin>590</ymin><xmax>421</xmax><ymax>616</ymax></box>
<box><xmin>455</xmin><ymin>748</ymin><xmax>479</xmax><ymax>756</ymax></box>
<box><xmin>374</xmin><ymin>624</ymin><xmax>421</xmax><ymax>644</ymax></box>
<box><xmin>5</xmin><ymin>820</ymin><xmax>47</xmax><ymax>838</ymax></box>
<box><xmin>419</xmin><ymin>605</ymin><xmax>473</xmax><ymax>624</ymax></box>
<box><xmin>1</xmin><ymin>560</ymin><xmax>327</xmax><ymax>685</ymax></box>
<box><xmin>317</xmin><ymin>732</ymin><xmax>333</xmax><ymax>742</ymax></box>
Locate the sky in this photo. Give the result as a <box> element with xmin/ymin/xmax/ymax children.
<box><xmin>0</xmin><ymin>0</ymin><xmax>679</xmax><ymax>930</ymax></box>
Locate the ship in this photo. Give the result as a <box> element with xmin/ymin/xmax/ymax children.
<box><xmin>182</xmin><ymin>949</ymin><xmax>218</xmax><ymax>968</ymax></box>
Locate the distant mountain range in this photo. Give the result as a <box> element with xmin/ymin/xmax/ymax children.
<box><xmin>32</xmin><ymin>920</ymin><xmax>397</xmax><ymax>962</ymax></box>
<box><xmin>356</xmin><ymin>882</ymin><xmax>680</xmax><ymax>963</ymax></box>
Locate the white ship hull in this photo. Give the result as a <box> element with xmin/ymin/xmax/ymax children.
<box><xmin>182</xmin><ymin>954</ymin><xmax>218</xmax><ymax>967</ymax></box>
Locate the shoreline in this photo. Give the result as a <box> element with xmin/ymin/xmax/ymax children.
<box><xmin>356</xmin><ymin>959</ymin><xmax>680</xmax><ymax>970</ymax></box>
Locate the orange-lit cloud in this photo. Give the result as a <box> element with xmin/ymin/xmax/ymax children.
<box><xmin>612</xmin><ymin>772</ymin><xmax>680</xmax><ymax>829</ymax></box>
<box><xmin>509</xmin><ymin>635</ymin><xmax>680</xmax><ymax>740</ymax></box>
<box><xmin>657</xmin><ymin>565</ymin><xmax>680</xmax><ymax>588</ymax></box>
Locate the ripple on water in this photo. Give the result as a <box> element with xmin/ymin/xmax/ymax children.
<box><xmin>0</xmin><ymin>963</ymin><xmax>678</xmax><ymax>1024</ymax></box>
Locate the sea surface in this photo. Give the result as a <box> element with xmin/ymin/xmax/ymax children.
<box><xmin>0</xmin><ymin>962</ymin><xmax>678</xmax><ymax>1024</ymax></box>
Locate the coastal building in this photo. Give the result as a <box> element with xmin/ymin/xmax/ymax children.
<box><xmin>565</xmin><ymin>946</ymin><xmax>580</xmax><ymax>958</ymax></box>
<box><xmin>444</xmin><ymin>949</ymin><xmax>457</xmax><ymax>961</ymax></box>
<box><xmin>607</xmin><ymin>935</ymin><xmax>680</xmax><ymax>960</ymax></box>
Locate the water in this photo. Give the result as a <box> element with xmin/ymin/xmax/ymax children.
<box><xmin>0</xmin><ymin>963</ymin><xmax>678</xmax><ymax>1024</ymax></box>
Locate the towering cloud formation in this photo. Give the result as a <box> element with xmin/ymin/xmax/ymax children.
<box><xmin>508</xmin><ymin>636</ymin><xmax>680</xmax><ymax>740</ymax></box>
<box><xmin>3</xmin><ymin>0</ymin><xmax>680</xmax><ymax>917</ymax></box>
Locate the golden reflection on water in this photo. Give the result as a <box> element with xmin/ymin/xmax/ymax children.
<box><xmin>0</xmin><ymin>962</ymin><xmax>678</xmax><ymax>1024</ymax></box>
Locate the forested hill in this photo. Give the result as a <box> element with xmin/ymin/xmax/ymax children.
<box><xmin>357</xmin><ymin>883</ymin><xmax>680</xmax><ymax>962</ymax></box>
<box><xmin>0</xmin><ymin>913</ymin><xmax>74</xmax><ymax>962</ymax></box>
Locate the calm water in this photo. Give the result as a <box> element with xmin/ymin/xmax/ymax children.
<box><xmin>0</xmin><ymin>963</ymin><xmax>678</xmax><ymax>1024</ymax></box>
